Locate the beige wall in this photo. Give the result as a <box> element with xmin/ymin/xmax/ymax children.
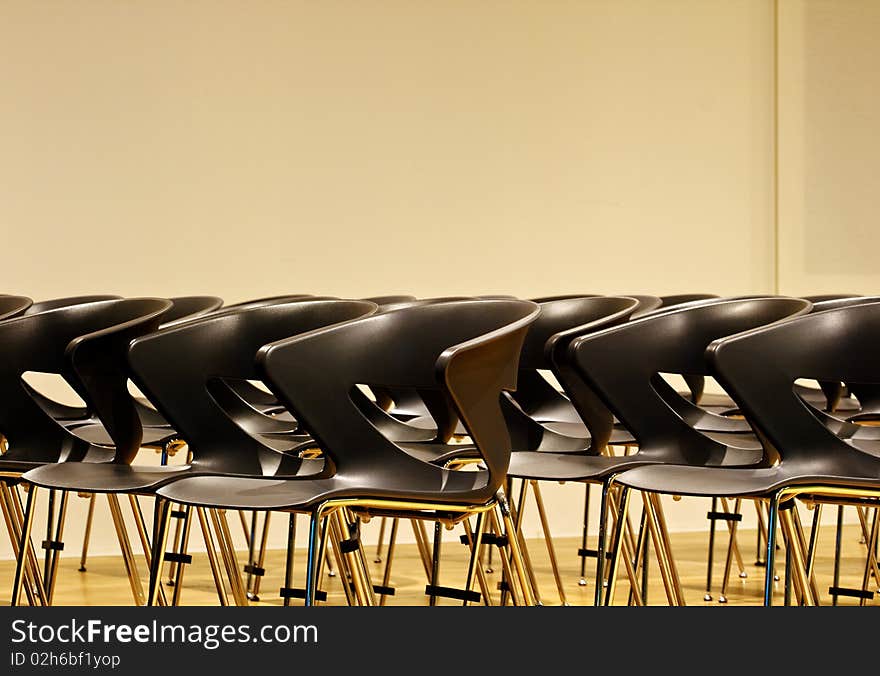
<box><xmin>777</xmin><ymin>0</ymin><xmax>880</xmax><ymax>296</ymax></box>
<box><xmin>2</xmin><ymin>0</ymin><xmax>780</xmax><ymax>561</ymax></box>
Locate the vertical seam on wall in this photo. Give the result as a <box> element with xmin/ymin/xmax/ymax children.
<box><xmin>773</xmin><ymin>0</ymin><xmax>781</xmax><ymax>295</ymax></box>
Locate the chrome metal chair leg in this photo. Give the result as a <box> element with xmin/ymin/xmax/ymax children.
<box><xmin>508</xmin><ymin>481</ymin><xmax>542</xmax><ymax>605</ymax></box>
<box><xmin>461</xmin><ymin>512</ymin><xmax>486</xmax><ymax>607</ymax></box>
<box><xmin>6</xmin><ymin>484</ymin><xmax>48</xmax><ymax>606</ymax></box>
<box><xmin>462</xmin><ymin>517</ymin><xmax>493</xmax><ymax>606</ymax></box>
<box><xmin>859</xmin><ymin>508</ymin><xmax>879</xmax><ymax>606</ymax></box>
<box><xmin>805</xmin><ymin>502</ymin><xmax>822</xmax><ymax>582</ymax></box>
<box><xmin>718</xmin><ymin>497</ymin><xmax>743</xmax><ymax>603</ymax></box>
<box><xmin>498</xmin><ymin>493</ymin><xmax>534</xmax><ymax>606</ymax></box>
<box><xmin>171</xmin><ymin>505</ymin><xmax>193</xmax><ymax>606</ymax></box>
<box><xmin>704</xmin><ymin>496</ymin><xmax>717</xmax><ymax>601</ymax></box>
<box><xmin>0</xmin><ymin>484</ymin><xmax>36</xmax><ymax>605</ymax></box>
<box><xmin>832</xmin><ymin>505</ymin><xmax>843</xmax><ymax>606</ymax></box>
<box><xmin>282</xmin><ymin>513</ymin><xmax>296</xmax><ymax>607</ymax></box>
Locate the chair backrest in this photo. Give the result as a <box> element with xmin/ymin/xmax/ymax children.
<box><xmin>625</xmin><ymin>295</ymin><xmax>664</xmax><ymax>319</ymax></box>
<box><xmin>160</xmin><ymin>296</ymin><xmax>224</xmax><ymax>327</ymax></box>
<box><xmin>569</xmin><ymin>297</ymin><xmax>811</xmax><ymax>463</ymax></box>
<box><xmin>530</xmin><ymin>294</ymin><xmax>599</xmax><ymax>303</ymax></box>
<box><xmin>361</xmin><ymin>295</ymin><xmax>417</xmax><ymax>306</ymax></box>
<box><xmin>803</xmin><ymin>293</ymin><xmax>861</xmax><ymax>303</ymax></box>
<box><xmin>708</xmin><ymin>300</ymin><xmax>880</xmax><ymax>476</ymax></box>
<box><xmin>502</xmin><ymin>296</ymin><xmax>640</xmax><ymax>452</ymax></box>
<box><xmin>0</xmin><ymin>295</ymin><xmax>33</xmax><ymax>320</ymax></box>
<box><xmin>259</xmin><ymin>299</ymin><xmax>539</xmax><ymax>504</ymax></box>
<box><xmin>0</xmin><ymin>298</ymin><xmax>172</xmax><ymax>465</ymax></box>
<box><xmin>128</xmin><ymin>299</ymin><xmax>377</xmax><ymax>476</ymax></box>
<box><xmin>24</xmin><ymin>295</ymin><xmax>122</xmax><ymax>315</ymax></box>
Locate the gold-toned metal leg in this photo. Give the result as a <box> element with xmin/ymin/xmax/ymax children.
<box><xmin>487</xmin><ymin>507</ymin><xmax>521</xmax><ymax>606</ymax></box>
<box><xmin>788</xmin><ymin>501</ymin><xmax>820</xmax><ymax>604</ymax></box>
<box><xmin>249</xmin><ymin>511</ymin><xmax>271</xmax><ymax>600</ymax></box>
<box><xmin>78</xmin><ymin>493</ymin><xmax>96</xmax><ymax>572</ymax></box>
<box><xmin>45</xmin><ymin>490</ymin><xmax>69</xmax><ymax>605</ymax></box>
<box><xmin>327</xmin><ymin>513</ymin><xmax>356</xmax><ymax>606</ymax></box>
<box><xmin>507</xmin><ymin>481</ymin><xmax>542</xmax><ymax>605</ymax></box>
<box><xmin>718</xmin><ymin>498</ymin><xmax>743</xmax><ymax>603</ymax></box>
<box><xmin>643</xmin><ymin>493</ymin><xmax>681</xmax><ymax>606</ymax></box>
<box><xmin>859</xmin><ymin>507</ymin><xmax>879</xmax><ymax>606</ymax></box>
<box><xmin>650</xmin><ymin>493</ymin><xmax>685</xmax><ymax>605</ymax></box>
<box><xmin>7</xmin><ymin>484</ymin><xmax>48</xmax><ymax>606</ymax></box>
<box><xmin>607</xmin><ymin>485</ymin><xmax>643</xmax><ymax>606</ymax></box>
<box><xmin>0</xmin><ymin>483</ymin><xmax>38</xmax><ymax>606</ymax></box>
<box><xmin>378</xmin><ymin>517</ymin><xmax>399</xmax><ymax>606</ymax></box>
<box><xmin>374</xmin><ymin>516</ymin><xmax>387</xmax><ymax>563</ymax></box>
<box><xmin>147</xmin><ymin>499</ymin><xmax>172</xmax><ymax>607</ymax></box>
<box><xmin>499</xmin><ymin>493</ymin><xmax>535</xmax><ymax>606</ymax></box>
<box><xmin>127</xmin><ymin>495</ymin><xmax>165</xmax><ymax>606</ymax></box>
<box><xmin>462</xmin><ymin>517</ymin><xmax>494</xmax><ymax>606</ymax></box>
<box><xmin>411</xmin><ymin>519</ymin><xmax>434</xmax><ymax>580</ymax></box>
<box><xmin>604</xmin><ymin>485</ymin><xmax>632</xmax><ymax>606</ymax></box>
<box><xmin>461</xmin><ymin>512</ymin><xmax>487</xmax><ymax>607</ymax></box>
<box><xmin>171</xmin><ymin>505</ymin><xmax>193</xmax><ymax>606</ymax></box>
<box><xmin>106</xmin><ymin>494</ymin><xmax>146</xmax><ymax>606</ymax></box>
<box><xmin>10</xmin><ymin>483</ymin><xmax>38</xmax><ymax>607</ymax></box>
<box><xmin>213</xmin><ymin>509</ymin><xmax>248</xmax><ymax>606</ymax></box>
<box><xmin>530</xmin><ymin>480</ymin><xmax>568</xmax><ymax>605</ymax></box>
<box><xmin>196</xmin><ymin>507</ymin><xmax>228</xmax><ymax>606</ymax></box>
<box><xmin>352</xmin><ymin>516</ymin><xmax>377</xmax><ymax>606</ymax></box>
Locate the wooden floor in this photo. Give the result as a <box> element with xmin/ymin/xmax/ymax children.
<box><xmin>1</xmin><ymin>522</ymin><xmax>877</xmax><ymax>606</ymax></box>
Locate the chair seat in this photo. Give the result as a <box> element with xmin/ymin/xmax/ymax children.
<box><xmin>68</xmin><ymin>423</ymin><xmax>178</xmax><ymax>448</ymax></box>
<box><xmin>21</xmin><ymin>455</ymin><xmax>327</xmax><ymax>494</ymax></box>
<box><xmin>397</xmin><ymin>441</ymin><xmax>481</xmax><ymax>465</ymax></box>
<box><xmin>612</xmin><ymin>463</ymin><xmax>880</xmax><ymax>498</ymax></box>
<box><xmin>23</xmin><ymin>462</ymin><xmax>193</xmax><ymax>493</ymax></box>
<box><xmin>155</xmin><ymin>466</ymin><xmax>495</xmax><ymax>511</ymax></box>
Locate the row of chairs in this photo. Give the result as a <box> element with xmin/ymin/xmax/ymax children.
<box><xmin>0</xmin><ymin>291</ymin><xmax>878</xmax><ymax>606</ymax></box>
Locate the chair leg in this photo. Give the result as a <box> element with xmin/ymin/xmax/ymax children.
<box><xmin>11</xmin><ymin>484</ymin><xmax>38</xmax><ymax>607</ymax></box>
<box><xmin>594</xmin><ymin>479</ymin><xmax>611</xmax><ymax>606</ymax></box>
<box><xmin>213</xmin><ymin>509</ymin><xmax>248</xmax><ymax>606</ymax></box>
<box><xmin>45</xmin><ymin>490</ymin><xmax>69</xmax><ymax>605</ymax></box>
<box><xmin>805</xmin><ymin>503</ymin><xmax>822</xmax><ymax>582</ymax></box>
<box><xmin>171</xmin><ymin>505</ymin><xmax>193</xmax><ymax>606</ymax></box>
<box><xmin>644</xmin><ymin>492</ymin><xmax>685</xmax><ymax>605</ymax></box>
<box><xmin>374</xmin><ymin>516</ymin><xmax>387</xmax><ymax>563</ymax></box>
<box><xmin>305</xmin><ymin>509</ymin><xmax>324</xmax><ymax>607</ymax></box>
<box><xmin>462</xmin><ymin>517</ymin><xmax>493</xmax><ymax>605</ymax></box>
<box><xmin>508</xmin><ymin>481</ymin><xmax>542</xmax><ymax>605</ymax></box>
<box><xmin>832</xmin><ymin>505</ymin><xmax>843</xmax><ymax>606</ymax></box>
<box><xmin>764</xmin><ymin>493</ymin><xmax>782</xmax><ymax>607</ymax></box>
<box><xmin>378</xmin><ymin>517</ymin><xmax>400</xmax><ymax>606</ymax></box>
<box><xmin>704</xmin><ymin>496</ymin><xmax>717</xmax><ymax>602</ymax></box>
<box><xmin>196</xmin><ymin>507</ymin><xmax>229</xmax><ymax>605</ymax></box>
<box><xmin>498</xmin><ymin>492</ymin><xmax>535</xmax><ymax>606</ymax></box>
<box><xmin>603</xmin><ymin>485</ymin><xmax>631</xmax><ymax>606</ymax></box>
<box><xmin>859</xmin><ymin>507</ymin><xmax>879</xmax><ymax>606</ymax></box>
<box><xmin>106</xmin><ymin>493</ymin><xmax>146</xmax><ymax>606</ymax></box>
<box><xmin>327</xmin><ymin>515</ymin><xmax>356</xmax><ymax>606</ymax></box>
<box><xmin>461</xmin><ymin>512</ymin><xmax>486</xmax><ymax>607</ymax></box>
<box><xmin>147</xmin><ymin>498</ymin><xmax>171</xmax><ymax>606</ymax></box>
<box><xmin>578</xmin><ymin>483</ymin><xmax>590</xmax><ymax>586</ymax></box>
<box><xmin>531</xmin><ymin>480</ymin><xmax>568</xmax><ymax>605</ymax></box>
<box><xmin>6</xmin><ymin>484</ymin><xmax>48</xmax><ymax>606</ymax></box>
<box><xmin>411</xmin><ymin>519</ymin><xmax>434</xmax><ymax>580</ymax></box>
<box><xmin>78</xmin><ymin>493</ymin><xmax>96</xmax><ymax>572</ymax></box>
<box><xmin>0</xmin><ymin>484</ymin><xmax>36</xmax><ymax>606</ymax></box>
<box><xmin>282</xmin><ymin>513</ymin><xmax>297</xmax><ymax>607</ymax></box>
<box><xmin>718</xmin><ymin>497</ymin><xmax>743</xmax><ymax>603</ymax></box>
<box><xmin>428</xmin><ymin>520</ymin><xmax>442</xmax><ymax>606</ymax></box>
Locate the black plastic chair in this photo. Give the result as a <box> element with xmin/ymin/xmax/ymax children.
<box><xmin>612</xmin><ymin>299</ymin><xmax>880</xmax><ymax>605</ymax></box>
<box><xmin>506</xmin><ymin>297</ymin><xmax>810</xmax><ymax>605</ymax></box>
<box><xmin>150</xmin><ymin>299</ymin><xmax>540</xmax><ymax>606</ymax></box>
<box><xmin>17</xmin><ymin>298</ymin><xmax>376</xmax><ymax>606</ymax></box>
<box><xmin>2</xmin><ymin>298</ymin><xmax>172</xmax><ymax>606</ymax></box>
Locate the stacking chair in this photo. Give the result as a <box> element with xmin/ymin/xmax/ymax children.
<box><xmin>508</xmin><ymin>297</ymin><xmax>810</xmax><ymax>605</ymax></box>
<box><xmin>16</xmin><ymin>298</ymin><xmax>376</xmax><ymax>607</ymax></box>
<box><xmin>611</xmin><ymin>299</ymin><xmax>880</xmax><ymax>605</ymax></box>
<box><xmin>2</xmin><ymin>298</ymin><xmax>172</xmax><ymax>606</ymax></box>
<box><xmin>149</xmin><ymin>298</ymin><xmax>540</xmax><ymax>606</ymax></box>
